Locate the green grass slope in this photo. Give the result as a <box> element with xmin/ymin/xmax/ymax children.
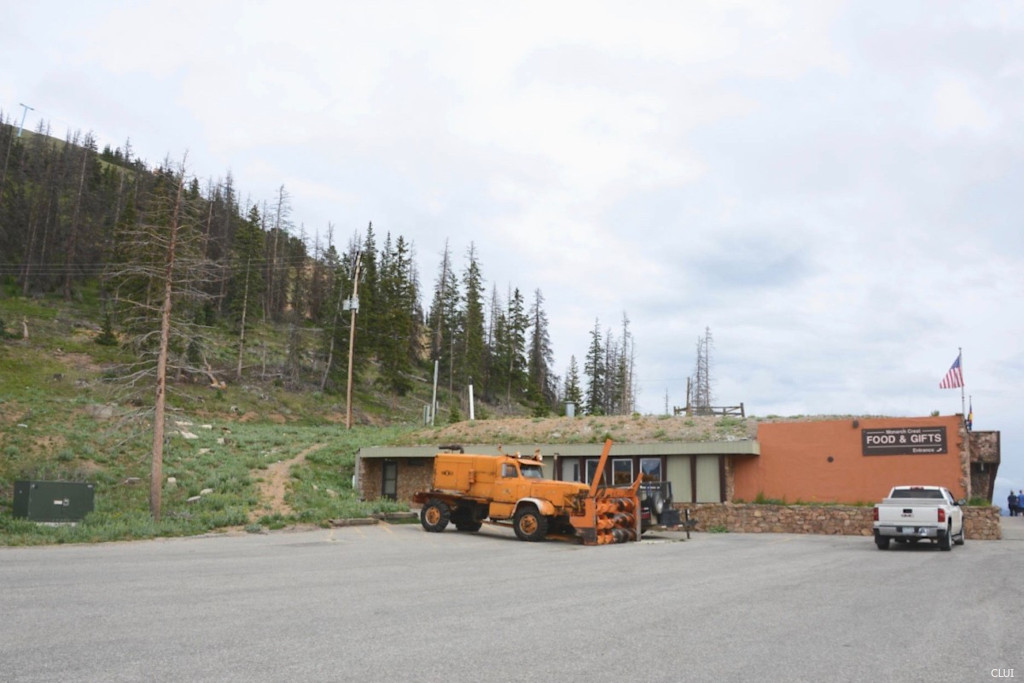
<box><xmin>0</xmin><ymin>288</ymin><xmax>446</xmax><ymax>545</ymax></box>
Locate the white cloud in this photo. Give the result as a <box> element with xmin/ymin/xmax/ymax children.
<box><xmin>929</xmin><ymin>75</ymin><xmax>999</xmax><ymax>135</ymax></box>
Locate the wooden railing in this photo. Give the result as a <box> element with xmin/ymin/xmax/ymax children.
<box><xmin>673</xmin><ymin>402</ymin><xmax>745</xmax><ymax>418</ymax></box>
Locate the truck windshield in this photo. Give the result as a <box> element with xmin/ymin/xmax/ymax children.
<box><xmin>520</xmin><ymin>465</ymin><xmax>544</xmax><ymax>479</ymax></box>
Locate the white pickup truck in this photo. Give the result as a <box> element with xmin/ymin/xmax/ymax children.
<box><xmin>872</xmin><ymin>485</ymin><xmax>965</xmax><ymax>551</ymax></box>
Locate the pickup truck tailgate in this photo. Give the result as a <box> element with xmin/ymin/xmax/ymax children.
<box><xmin>877</xmin><ymin>497</ymin><xmax>945</xmax><ymax>522</ymax></box>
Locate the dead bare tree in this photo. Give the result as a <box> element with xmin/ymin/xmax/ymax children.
<box><xmin>102</xmin><ymin>156</ymin><xmax>218</xmax><ymax>521</ymax></box>
<box><xmin>148</xmin><ymin>168</ymin><xmax>184</xmax><ymax>521</ymax></box>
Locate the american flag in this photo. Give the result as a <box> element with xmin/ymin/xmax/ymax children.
<box><xmin>939</xmin><ymin>353</ymin><xmax>963</xmax><ymax>389</ymax></box>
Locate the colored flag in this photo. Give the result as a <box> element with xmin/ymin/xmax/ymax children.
<box><xmin>966</xmin><ymin>399</ymin><xmax>973</xmax><ymax>431</ymax></box>
<box><xmin>939</xmin><ymin>353</ymin><xmax>963</xmax><ymax>389</ymax></box>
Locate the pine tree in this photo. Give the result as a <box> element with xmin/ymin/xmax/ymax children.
<box><xmin>357</xmin><ymin>224</ymin><xmax>380</xmax><ymax>359</ymax></box>
<box><xmin>287</xmin><ymin>226</ymin><xmax>310</xmax><ymax>320</ymax></box>
<box><xmin>458</xmin><ymin>243</ymin><xmax>487</xmax><ymax>395</ymax></box>
<box><xmin>584</xmin><ymin>318</ymin><xmax>605</xmax><ymax>415</ymax></box>
<box><xmin>62</xmin><ymin>131</ymin><xmax>103</xmax><ymax>301</ymax></box>
<box><xmin>377</xmin><ymin>233</ymin><xmax>418</xmax><ymax>395</ymax></box>
<box><xmin>527</xmin><ymin>288</ymin><xmax>556</xmax><ymax>413</ymax></box>
<box><xmin>617</xmin><ymin>312</ymin><xmax>636</xmax><ymax>414</ymax></box>
<box><xmin>503</xmin><ymin>286</ymin><xmax>529</xmax><ymax>406</ymax></box>
<box><xmin>318</xmin><ymin>228</ymin><xmax>344</xmax><ymax>392</ymax></box>
<box><xmin>564</xmin><ymin>355</ymin><xmax>583</xmax><ymax>414</ymax></box>
<box><xmin>426</xmin><ymin>240</ymin><xmax>460</xmax><ymax>394</ymax></box>
<box><xmin>487</xmin><ymin>285</ymin><xmax>508</xmax><ymax>404</ymax></box>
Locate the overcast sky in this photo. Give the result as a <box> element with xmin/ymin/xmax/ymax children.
<box><xmin>4</xmin><ymin>1</ymin><xmax>1022</xmax><ymax>508</ymax></box>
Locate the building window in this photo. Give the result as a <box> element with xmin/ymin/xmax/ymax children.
<box><xmin>640</xmin><ymin>457</ymin><xmax>662</xmax><ymax>482</ymax></box>
<box><xmin>612</xmin><ymin>458</ymin><xmax>633</xmax><ymax>485</ymax></box>
<box><xmin>585</xmin><ymin>459</ymin><xmax>600</xmax><ymax>485</ymax></box>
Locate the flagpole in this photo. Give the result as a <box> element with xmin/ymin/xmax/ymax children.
<box><xmin>959</xmin><ymin>346</ymin><xmax>965</xmax><ymax>419</ymax></box>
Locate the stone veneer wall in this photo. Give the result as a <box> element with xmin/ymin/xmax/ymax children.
<box><xmin>962</xmin><ymin>507</ymin><xmax>1002</xmax><ymax>540</ymax></box>
<box><xmin>969</xmin><ymin>430</ymin><xmax>1001</xmax><ymax>502</ymax></box>
<box><xmin>675</xmin><ymin>503</ymin><xmax>1002</xmax><ymax>540</ymax></box>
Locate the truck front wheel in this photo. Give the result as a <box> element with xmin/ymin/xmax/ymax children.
<box><xmin>513</xmin><ymin>505</ymin><xmax>548</xmax><ymax>542</ymax></box>
<box><xmin>421</xmin><ymin>499</ymin><xmax>451</xmax><ymax>533</ymax></box>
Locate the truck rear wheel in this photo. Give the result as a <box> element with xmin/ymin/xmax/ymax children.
<box><xmin>513</xmin><ymin>505</ymin><xmax>548</xmax><ymax>542</ymax></box>
<box><xmin>421</xmin><ymin>499</ymin><xmax>451</xmax><ymax>533</ymax></box>
<box><xmin>938</xmin><ymin>528</ymin><xmax>951</xmax><ymax>551</ymax></box>
<box><xmin>875</xmin><ymin>534</ymin><xmax>890</xmax><ymax>550</ymax></box>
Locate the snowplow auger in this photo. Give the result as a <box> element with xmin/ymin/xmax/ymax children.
<box><xmin>568</xmin><ymin>439</ymin><xmax>643</xmax><ymax>545</ymax></box>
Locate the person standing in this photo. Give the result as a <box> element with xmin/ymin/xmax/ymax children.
<box><xmin>1010</xmin><ymin>491</ymin><xmax>1019</xmax><ymax>517</ymax></box>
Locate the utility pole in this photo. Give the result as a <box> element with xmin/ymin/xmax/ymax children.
<box><xmin>17</xmin><ymin>103</ymin><xmax>34</xmax><ymax>137</ymax></box>
<box><xmin>344</xmin><ymin>250</ymin><xmax>363</xmax><ymax>430</ymax></box>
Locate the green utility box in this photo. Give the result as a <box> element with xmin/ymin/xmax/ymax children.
<box><xmin>13</xmin><ymin>480</ymin><xmax>95</xmax><ymax>522</ymax></box>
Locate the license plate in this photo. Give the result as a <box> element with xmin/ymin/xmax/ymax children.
<box><xmin>899</xmin><ymin>527</ymin><xmax>916</xmax><ymax>534</ymax></box>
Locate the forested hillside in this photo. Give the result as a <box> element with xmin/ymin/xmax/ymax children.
<box><xmin>0</xmin><ymin>116</ymin><xmax>638</xmax><ymax>416</ymax></box>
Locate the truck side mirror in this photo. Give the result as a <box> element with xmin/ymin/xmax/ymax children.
<box><xmin>957</xmin><ymin>498</ymin><xmax>966</xmax><ymax>506</ymax></box>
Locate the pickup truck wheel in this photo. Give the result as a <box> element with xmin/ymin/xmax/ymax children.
<box><xmin>938</xmin><ymin>528</ymin><xmax>952</xmax><ymax>551</ymax></box>
<box><xmin>875</xmin><ymin>535</ymin><xmax>890</xmax><ymax>550</ymax></box>
<box><xmin>420</xmin><ymin>499</ymin><xmax>451</xmax><ymax>533</ymax></box>
<box><xmin>954</xmin><ymin>527</ymin><xmax>966</xmax><ymax>546</ymax></box>
<box><xmin>513</xmin><ymin>505</ymin><xmax>548</xmax><ymax>542</ymax></box>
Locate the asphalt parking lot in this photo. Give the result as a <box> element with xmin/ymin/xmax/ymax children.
<box><xmin>2</xmin><ymin>521</ymin><xmax>1021</xmax><ymax>682</ymax></box>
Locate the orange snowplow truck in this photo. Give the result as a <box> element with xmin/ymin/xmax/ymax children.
<box><xmin>412</xmin><ymin>439</ymin><xmax>641</xmax><ymax>545</ymax></box>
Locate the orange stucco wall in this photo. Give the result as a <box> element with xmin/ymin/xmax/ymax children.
<box><xmin>733</xmin><ymin>416</ymin><xmax>967</xmax><ymax>504</ymax></box>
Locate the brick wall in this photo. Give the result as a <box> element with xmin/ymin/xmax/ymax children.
<box><xmin>675</xmin><ymin>503</ymin><xmax>1001</xmax><ymax>540</ymax></box>
<box><xmin>359</xmin><ymin>458</ymin><xmax>433</xmax><ymax>502</ymax></box>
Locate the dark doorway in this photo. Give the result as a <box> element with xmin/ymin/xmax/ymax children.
<box><xmin>382</xmin><ymin>460</ymin><xmax>398</xmax><ymax>500</ymax></box>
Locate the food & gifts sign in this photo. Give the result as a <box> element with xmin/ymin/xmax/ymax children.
<box><xmin>861</xmin><ymin>426</ymin><xmax>947</xmax><ymax>455</ymax></box>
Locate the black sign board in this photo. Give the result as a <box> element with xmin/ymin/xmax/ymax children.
<box><xmin>862</xmin><ymin>426</ymin><xmax>947</xmax><ymax>456</ymax></box>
